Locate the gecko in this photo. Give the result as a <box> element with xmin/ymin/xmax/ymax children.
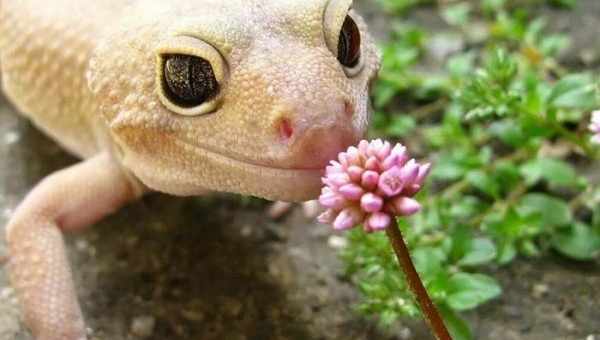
<box><xmin>0</xmin><ymin>0</ymin><xmax>380</xmax><ymax>339</ymax></box>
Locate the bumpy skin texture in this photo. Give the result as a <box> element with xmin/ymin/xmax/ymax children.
<box><xmin>0</xmin><ymin>1</ymin><xmax>380</xmax><ymax>339</ymax></box>
<box><xmin>1</xmin><ymin>0</ymin><xmax>379</xmax><ymax>201</ymax></box>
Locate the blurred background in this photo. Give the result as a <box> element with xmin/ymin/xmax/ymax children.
<box><xmin>1</xmin><ymin>0</ymin><xmax>599</xmax><ymax>339</ymax></box>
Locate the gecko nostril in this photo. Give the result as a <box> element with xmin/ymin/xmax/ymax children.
<box><xmin>344</xmin><ymin>100</ymin><xmax>354</xmax><ymax>118</ymax></box>
<box><xmin>277</xmin><ymin>118</ymin><xmax>294</xmax><ymax>142</ymax></box>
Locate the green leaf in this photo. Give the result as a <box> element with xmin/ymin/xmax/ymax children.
<box><xmin>413</xmin><ymin>246</ymin><xmax>447</xmax><ymax>278</ymax></box>
<box><xmin>377</xmin><ymin>0</ymin><xmax>422</xmax><ymax>14</ymax></box>
<box><xmin>374</xmin><ymin>84</ymin><xmax>397</xmax><ymax>108</ymax></box>
<box><xmin>519</xmin><ymin>239</ymin><xmax>541</xmax><ymax>257</ymax></box>
<box><xmin>386</xmin><ymin>115</ymin><xmax>416</xmax><ymax>137</ymax></box>
<box><xmin>466</xmin><ymin>170</ymin><xmax>500</xmax><ymax>198</ymax></box>
<box><xmin>482</xmin><ymin>0</ymin><xmax>506</xmax><ymax>12</ymax></box>
<box><xmin>458</xmin><ymin>49</ymin><xmax>521</xmax><ymax>120</ymax></box>
<box><xmin>486</xmin><ymin>49</ymin><xmax>518</xmax><ymax>88</ymax></box>
<box><xmin>494</xmin><ymin>160</ymin><xmax>522</xmax><ymax>191</ymax></box>
<box><xmin>520</xmin><ymin>157</ymin><xmax>579</xmax><ymax>187</ymax></box>
<box><xmin>458</xmin><ymin>238</ymin><xmax>498</xmax><ymax>266</ymax></box>
<box><xmin>489</xmin><ymin>119</ymin><xmax>527</xmax><ymax>147</ymax></box>
<box><xmin>497</xmin><ymin>240</ymin><xmax>517</xmax><ymax>265</ymax></box>
<box><xmin>449</xmin><ymin>196</ymin><xmax>484</xmax><ymax>220</ymax></box>
<box><xmin>440</xmin><ymin>304</ymin><xmax>473</xmax><ymax>340</ymax></box>
<box><xmin>447</xmin><ymin>52</ymin><xmax>476</xmax><ymax>78</ymax></box>
<box><xmin>449</xmin><ymin>225</ymin><xmax>471</xmax><ymax>261</ymax></box>
<box><xmin>552</xmin><ymin>223</ymin><xmax>600</xmax><ymax>260</ymax></box>
<box><xmin>539</xmin><ymin>34</ymin><xmax>570</xmax><ymax>57</ymax></box>
<box><xmin>483</xmin><ymin>208</ymin><xmax>544</xmax><ymax>262</ymax></box>
<box><xmin>548</xmin><ymin>74</ymin><xmax>597</xmax><ymax>110</ymax></box>
<box><xmin>442</xmin><ymin>3</ymin><xmax>472</xmax><ymax>27</ymax></box>
<box><xmin>431</xmin><ymin>153</ymin><xmax>476</xmax><ymax>181</ymax></box>
<box><xmin>446</xmin><ymin>273</ymin><xmax>502</xmax><ymax>311</ymax></box>
<box><xmin>517</xmin><ymin>193</ymin><xmax>572</xmax><ymax>229</ymax></box>
<box><xmin>548</xmin><ymin>0</ymin><xmax>577</xmax><ymax>9</ymax></box>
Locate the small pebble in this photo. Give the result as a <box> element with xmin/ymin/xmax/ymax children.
<box><xmin>301</xmin><ymin>200</ymin><xmax>321</xmax><ymax>218</ymax></box>
<box><xmin>310</xmin><ymin>224</ymin><xmax>330</xmax><ymax>238</ymax></box>
<box><xmin>427</xmin><ymin>34</ymin><xmax>465</xmax><ymax>61</ymax></box>
<box><xmin>267</xmin><ymin>201</ymin><xmax>293</xmax><ymax>219</ymax></box>
<box><xmin>240</xmin><ymin>225</ymin><xmax>253</xmax><ymax>237</ymax></box>
<box><xmin>180</xmin><ymin>309</ymin><xmax>205</xmax><ymax>322</ymax></box>
<box><xmin>222</xmin><ymin>298</ymin><xmax>243</xmax><ymax>317</ymax></box>
<box><xmin>327</xmin><ymin>235</ymin><xmax>348</xmax><ymax>250</ymax></box>
<box><xmin>265</xmin><ymin>223</ymin><xmax>287</xmax><ymax>241</ymax></box>
<box><xmin>0</xmin><ymin>287</ymin><xmax>14</xmax><ymax>300</ymax></box>
<box><xmin>586</xmin><ymin>335</ymin><xmax>596</xmax><ymax>340</ymax></box>
<box><xmin>85</xmin><ymin>327</ymin><xmax>94</xmax><ymax>337</ymax></box>
<box><xmin>2</xmin><ymin>207</ymin><xmax>14</xmax><ymax>220</ymax></box>
<box><xmin>75</xmin><ymin>240</ymin><xmax>89</xmax><ymax>252</ymax></box>
<box><xmin>399</xmin><ymin>327</ymin><xmax>412</xmax><ymax>340</ymax></box>
<box><xmin>580</xmin><ymin>49</ymin><xmax>599</xmax><ymax>65</ymax></box>
<box><xmin>3</xmin><ymin>131</ymin><xmax>20</xmax><ymax>145</ymax></box>
<box><xmin>130</xmin><ymin>315</ymin><xmax>156</xmax><ymax>338</ymax></box>
<box><xmin>532</xmin><ymin>283</ymin><xmax>549</xmax><ymax>299</ymax></box>
<box><xmin>268</xmin><ymin>262</ymin><xmax>282</xmax><ymax>278</ymax></box>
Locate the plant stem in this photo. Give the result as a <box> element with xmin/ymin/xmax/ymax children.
<box><xmin>441</xmin><ymin>149</ymin><xmax>530</xmax><ymax>200</ymax></box>
<box><xmin>549</xmin><ymin>120</ymin><xmax>593</xmax><ymax>156</ymax></box>
<box><xmin>412</xmin><ymin>98</ymin><xmax>449</xmax><ymax>120</ymax></box>
<box><xmin>385</xmin><ymin>219</ymin><xmax>452</xmax><ymax>340</ymax></box>
<box><xmin>469</xmin><ymin>182</ymin><xmax>527</xmax><ymax>226</ymax></box>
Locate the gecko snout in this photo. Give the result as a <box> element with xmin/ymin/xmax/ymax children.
<box><xmin>274</xmin><ymin>99</ymin><xmax>363</xmax><ymax>170</ymax></box>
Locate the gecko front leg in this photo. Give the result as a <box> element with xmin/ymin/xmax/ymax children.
<box><xmin>5</xmin><ymin>153</ymin><xmax>142</xmax><ymax>340</ymax></box>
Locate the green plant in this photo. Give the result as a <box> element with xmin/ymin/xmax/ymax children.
<box><xmin>341</xmin><ymin>1</ymin><xmax>599</xmax><ymax>339</ymax></box>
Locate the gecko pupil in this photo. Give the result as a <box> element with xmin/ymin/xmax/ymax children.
<box><xmin>337</xmin><ymin>15</ymin><xmax>361</xmax><ymax>68</ymax></box>
<box><xmin>163</xmin><ymin>54</ymin><xmax>219</xmax><ymax>108</ymax></box>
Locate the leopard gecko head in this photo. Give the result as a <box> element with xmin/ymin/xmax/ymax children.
<box><xmin>88</xmin><ymin>0</ymin><xmax>380</xmax><ymax>201</ymax></box>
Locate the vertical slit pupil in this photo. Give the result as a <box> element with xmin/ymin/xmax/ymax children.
<box><xmin>163</xmin><ymin>54</ymin><xmax>219</xmax><ymax>108</ymax></box>
<box><xmin>337</xmin><ymin>15</ymin><xmax>361</xmax><ymax>68</ymax></box>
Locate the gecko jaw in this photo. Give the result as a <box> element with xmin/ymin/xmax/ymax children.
<box><xmin>128</xmin><ymin>136</ymin><xmax>325</xmax><ymax>201</ymax></box>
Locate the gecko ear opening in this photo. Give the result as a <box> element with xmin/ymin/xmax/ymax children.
<box><xmin>156</xmin><ymin>36</ymin><xmax>228</xmax><ymax>116</ymax></box>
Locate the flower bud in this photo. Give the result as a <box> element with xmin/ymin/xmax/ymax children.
<box><xmin>361</xmin><ymin>193</ymin><xmax>383</xmax><ymax>213</ymax></box>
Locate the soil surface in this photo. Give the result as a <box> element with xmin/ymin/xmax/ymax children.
<box><xmin>1</xmin><ymin>1</ymin><xmax>600</xmax><ymax>340</ymax></box>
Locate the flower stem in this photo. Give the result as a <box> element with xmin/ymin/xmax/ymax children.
<box><xmin>385</xmin><ymin>219</ymin><xmax>452</xmax><ymax>340</ymax></box>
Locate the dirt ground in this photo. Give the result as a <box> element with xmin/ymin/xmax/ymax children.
<box><xmin>1</xmin><ymin>1</ymin><xmax>599</xmax><ymax>340</ymax></box>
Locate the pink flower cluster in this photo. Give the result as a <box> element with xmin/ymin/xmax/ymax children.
<box><xmin>318</xmin><ymin>140</ymin><xmax>431</xmax><ymax>232</ymax></box>
<box><xmin>589</xmin><ymin>111</ymin><xmax>600</xmax><ymax>144</ymax></box>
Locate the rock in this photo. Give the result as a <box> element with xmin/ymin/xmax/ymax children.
<box><xmin>532</xmin><ymin>283</ymin><xmax>550</xmax><ymax>299</ymax></box>
<box><xmin>221</xmin><ymin>298</ymin><xmax>243</xmax><ymax>318</ymax></box>
<box><xmin>427</xmin><ymin>33</ymin><xmax>465</xmax><ymax>62</ymax></box>
<box><xmin>0</xmin><ymin>288</ymin><xmax>14</xmax><ymax>300</ymax></box>
<box><xmin>327</xmin><ymin>235</ymin><xmax>348</xmax><ymax>250</ymax></box>
<box><xmin>399</xmin><ymin>327</ymin><xmax>412</xmax><ymax>340</ymax></box>
<box><xmin>130</xmin><ymin>315</ymin><xmax>156</xmax><ymax>338</ymax></box>
<box><xmin>2</xmin><ymin>131</ymin><xmax>20</xmax><ymax>146</ymax></box>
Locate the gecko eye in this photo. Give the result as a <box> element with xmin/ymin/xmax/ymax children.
<box><xmin>337</xmin><ymin>15</ymin><xmax>361</xmax><ymax>68</ymax></box>
<box><xmin>162</xmin><ymin>54</ymin><xmax>219</xmax><ymax>108</ymax></box>
<box><xmin>157</xmin><ymin>36</ymin><xmax>227</xmax><ymax>116</ymax></box>
<box><xmin>323</xmin><ymin>1</ymin><xmax>364</xmax><ymax>77</ymax></box>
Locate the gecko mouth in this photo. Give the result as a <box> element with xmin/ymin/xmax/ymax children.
<box><xmin>171</xmin><ymin>137</ymin><xmax>324</xmax><ymax>200</ymax></box>
<box><xmin>173</xmin><ymin>137</ymin><xmax>326</xmax><ymax>175</ymax></box>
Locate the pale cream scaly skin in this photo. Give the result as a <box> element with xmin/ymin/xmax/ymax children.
<box><xmin>0</xmin><ymin>0</ymin><xmax>380</xmax><ymax>339</ymax></box>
